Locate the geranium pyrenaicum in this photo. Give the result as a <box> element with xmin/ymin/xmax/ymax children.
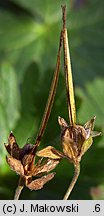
<box><xmin>37</xmin><ymin>116</ymin><xmax>101</xmax><ymax>165</ymax></box>
<box><xmin>4</xmin><ymin>132</ymin><xmax>60</xmax><ymax>190</ymax></box>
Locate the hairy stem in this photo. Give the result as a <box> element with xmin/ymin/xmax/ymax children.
<box><xmin>14</xmin><ymin>185</ymin><xmax>24</xmax><ymax>200</ymax></box>
<box><xmin>14</xmin><ymin>177</ymin><xmax>24</xmax><ymax>200</ymax></box>
<box><xmin>63</xmin><ymin>163</ymin><xmax>80</xmax><ymax>200</ymax></box>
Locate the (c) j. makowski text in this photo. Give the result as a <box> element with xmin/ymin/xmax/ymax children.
<box><xmin>20</xmin><ymin>203</ymin><xmax>79</xmax><ymax>213</ymax></box>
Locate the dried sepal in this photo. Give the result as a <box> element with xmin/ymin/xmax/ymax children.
<box><xmin>84</xmin><ymin>117</ymin><xmax>98</xmax><ymax>139</ymax></box>
<box><xmin>59</xmin><ymin>117</ymin><xmax>86</xmax><ymax>160</ymax></box>
<box><xmin>20</xmin><ymin>143</ymin><xmax>34</xmax><ymax>160</ymax></box>
<box><xmin>62</xmin><ymin>140</ymin><xmax>76</xmax><ymax>162</ymax></box>
<box><xmin>57</xmin><ymin>116</ymin><xmax>101</xmax><ymax>163</ymax></box>
<box><xmin>8</xmin><ymin>131</ymin><xmax>17</xmax><ymax>145</ymax></box>
<box><xmin>22</xmin><ymin>153</ymin><xmax>34</xmax><ymax>169</ymax></box>
<box><xmin>37</xmin><ymin>146</ymin><xmax>63</xmax><ymax>159</ymax></box>
<box><xmin>91</xmin><ymin>131</ymin><xmax>101</xmax><ymax>137</ymax></box>
<box><xmin>32</xmin><ymin>159</ymin><xmax>60</xmax><ymax>176</ymax></box>
<box><xmin>58</xmin><ymin>116</ymin><xmax>68</xmax><ymax>128</ymax></box>
<box><xmin>5</xmin><ymin>132</ymin><xmax>20</xmax><ymax>159</ymax></box>
<box><xmin>51</xmin><ymin>147</ymin><xmax>66</xmax><ymax>158</ymax></box>
<box><xmin>27</xmin><ymin>172</ymin><xmax>55</xmax><ymax>190</ymax></box>
<box><xmin>5</xmin><ymin>132</ymin><xmax>60</xmax><ymax>194</ymax></box>
<box><xmin>36</xmin><ymin>158</ymin><xmax>43</xmax><ymax>166</ymax></box>
<box><xmin>84</xmin><ymin>116</ymin><xmax>96</xmax><ymax>131</ymax></box>
<box><xmin>6</xmin><ymin>155</ymin><xmax>24</xmax><ymax>175</ymax></box>
<box><xmin>4</xmin><ymin>143</ymin><xmax>11</xmax><ymax>155</ymax></box>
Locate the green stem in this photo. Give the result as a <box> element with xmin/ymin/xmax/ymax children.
<box><xmin>63</xmin><ymin>163</ymin><xmax>80</xmax><ymax>200</ymax></box>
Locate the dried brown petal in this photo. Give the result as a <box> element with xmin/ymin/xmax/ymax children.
<box><xmin>36</xmin><ymin>158</ymin><xmax>43</xmax><ymax>166</ymax></box>
<box><xmin>84</xmin><ymin>116</ymin><xmax>96</xmax><ymax>130</ymax></box>
<box><xmin>37</xmin><ymin>146</ymin><xmax>63</xmax><ymax>159</ymax></box>
<box><xmin>5</xmin><ymin>132</ymin><xmax>20</xmax><ymax>159</ymax></box>
<box><xmin>4</xmin><ymin>143</ymin><xmax>11</xmax><ymax>155</ymax></box>
<box><xmin>61</xmin><ymin>126</ymin><xmax>77</xmax><ymax>160</ymax></box>
<box><xmin>62</xmin><ymin>139</ymin><xmax>76</xmax><ymax>161</ymax></box>
<box><xmin>51</xmin><ymin>147</ymin><xmax>66</xmax><ymax>158</ymax></box>
<box><xmin>71</xmin><ymin>125</ymin><xmax>86</xmax><ymax>152</ymax></box>
<box><xmin>58</xmin><ymin>116</ymin><xmax>68</xmax><ymax>128</ymax></box>
<box><xmin>8</xmin><ymin>131</ymin><xmax>17</xmax><ymax>145</ymax></box>
<box><xmin>19</xmin><ymin>144</ymin><xmax>34</xmax><ymax>160</ymax></box>
<box><xmin>6</xmin><ymin>156</ymin><xmax>24</xmax><ymax>175</ymax></box>
<box><xmin>22</xmin><ymin>154</ymin><xmax>35</xmax><ymax>175</ymax></box>
<box><xmin>84</xmin><ymin>117</ymin><xmax>96</xmax><ymax>139</ymax></box>
<box><xmin>32</xmin><ymin>158</ymin><xmax>60</xmax><ymax>176</ymax></box>
<box><xmin>27</xmin><ymin>172</ymin><xmax>55</xmax><ymax>190</ymax></box>
<box><xmin>61</xmin><ymin>124</ymin><xmax>87</xmax><ymax>161</ymax></box>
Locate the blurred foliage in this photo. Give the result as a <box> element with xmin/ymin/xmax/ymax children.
<box><xmin>0</xmin><ymin>0</ymin><xmax>104</xmax><ymax>199</ymax></box>
<box><xmin>90</xmin><ymin>185</ymin><xmax>104</xmax><ymax>200</ymax></box>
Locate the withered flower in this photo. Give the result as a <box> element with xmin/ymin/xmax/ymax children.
<box><xmin>5</xmin><ymin>132</ymin><xmax>60</xmax><ymax>199</ymax></box>
<box><xmin>37</xmin><ymin>116</ymin><xmax>101</xmax><ymax>164</ymax></box>
<box><xmin>37</xmin><ymin>116</ymin><xmax>101</xmax><ymax>200</ymax></box>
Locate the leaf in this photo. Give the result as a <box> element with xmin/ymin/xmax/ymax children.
<box><xmin>11</xmin><ymin>0</ymin><xmax>68</xmax><ymax>22</ymax></box>
<box><xmin>13</xmin><ymin>116</ymin><xmax>36</xmax><ymax>147</ymax></box>
<box><xmin>77</xmin><ymin>79</ymin><xmax>104</xmax><ymax>128</ymax></box>
<box><xmin>0</xmin><ymin>105</ymin><xmax>9</xmax><ymax>153</ymax></box>
<box><xmin>13</xmin><ymin>64</ymin><xmax>41</xmax><ymax>146</ymax></box>
<box><xmin>0</xmin><ymin>10</ymin><xmax>43</xmax><ymax>51</ymax></box>
<box><xmin>0</xmin><ymin>62</ymin><xmax>21</xmax><ymax>169</ymax></box>
<box><xmin>0</xmin><ymin>62</ymin><xmax>20</xmax><ymax>129</ymax></box>
<box><xmin>81</xmin><ymin>145</ymin><xmax>104</xmax><ymax>182</ymax></box>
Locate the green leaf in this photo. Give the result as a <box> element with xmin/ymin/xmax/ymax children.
<box><xmin>0</xmin><ymin>10</ymin><xmax>44</xmax><ymax>51</ymax></box>
<box><xmin>76</xmin><ymin>79</ymin><xmax>104</xmax><ymax>124</ymax></box>
<box><xmin>81</xmin><ymin>144</ymin><xmax>104</xmax><ymax>181</ymax></box>
<box><xmin>11</xmin><ymin>0</ymin><xmax>68</xmax><ymax>22</ymax></box>
<box><xmin>0</xmin><ymin>105</ymin><xmax>8</xmax><ymax>148</ymax></box>
<box><xmin>0</xmin><ymin>62</ymin><xmax>21</xmax><ymax>170</ymax></box>
<box><xmin>76</xmin><ymin>79</ymin><xmax>104</xmax><ymax>147</ymax></box>
<box><xmin>0</xmin><ymin>62</ymin><xmax>20</xmax><ymax>130</ymax></box>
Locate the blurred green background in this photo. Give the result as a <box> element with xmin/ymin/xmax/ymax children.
<box><xmin>0</xmin><ymin>0</ymin><xmax>104</xmax><ymax>200</ymax></box>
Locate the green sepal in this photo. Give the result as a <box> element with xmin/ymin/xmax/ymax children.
<box><xmin>80</xmin><ymin>136</ymin><xmax>93</xmax><ymax>158</ymax></box>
